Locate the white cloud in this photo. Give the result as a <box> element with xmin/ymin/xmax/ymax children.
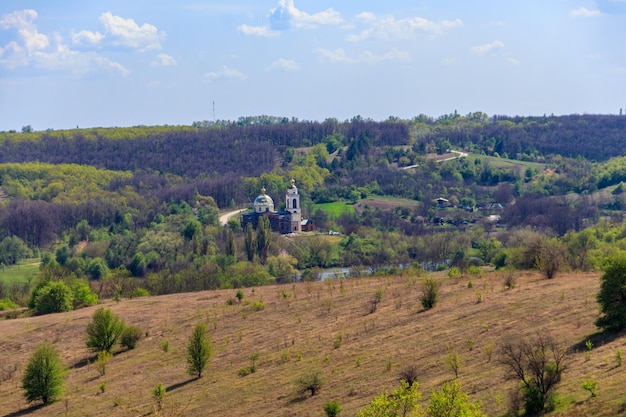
<box><xmin>316</xmin><ymin>47</ymin><xmax>410</xmax><ymax>64</ymax></box>
<box><xmin>0</xmin><ymin>9</ymin><xmax>128</xmax><ymax>76</ymax></box>
<box><xmin>31</xmin><ymin>43</ymin><xmax>128</xmax><ymax>76</ymax></box>
<box><xmin>266</xmin><ymin>58</ymin><xmax>300</xmax><ymax>71</ymax></box>
<box><xmin>346</xmin><ymin>14</ymin><xmax>462</xmax><ymax>42</ymax></box>
<box><xmin>151</xmin><ymin>53</ymin><xmax>177</xmax><ymax>67</ymax></box>
<box><xmin>237</xmin><ymin>24</ymin><xmax>278</xmax><ymax>38</ymax></box>
<box><xmin>99</xmin><ymin>12</ymin><xmax>165</xmax><ymax>50</ymax></box>
<box><xmin>470</xmin><ymin>40</ymin><xmax>505</xmax><ymax>55</ymax></box>
<box><xmin>570</xmin><ymin>7</ymin><xmax>602</xmax><ymax>17</ymax></box>
<box><xmin>0</xmin><ymin>9</ymin><xmax>49</xmax><ymax>52</ymax></box>
<box><xmin>72</xmin><ymin>30</ymin><xmax>105</xmax><ymax>46</ymax></box>
<box><xmin>269</xmin><ymin>0</ymin><xmax>342</xmax><ymax>30</ymax></box>
<box><xmin>204</xmin><ymin>65</ymin><xmax>247</xmax><ymax>82</ymax></box>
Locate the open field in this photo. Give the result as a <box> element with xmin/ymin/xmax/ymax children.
<box><xmin>0</xmin><ymin>258</ymin><xmax>40</xmax><ymax>285</ymax></box>
<box><xmin>465</xmin><ymin>153</ymin><xmax>547</xmax><ymax>172</ymax></box>
<box><xmin>0</xmin><ymin>270</ymin><xmax>624</xmax><ymax>417</ymax></box>
<box><xmin>313</xmin><ymin>201</ymin><xmax>356</xmax><ymax>217</ymax></box>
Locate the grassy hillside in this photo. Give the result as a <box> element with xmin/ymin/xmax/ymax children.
<box><xmin>0</xmin><ymin>258</ymin><xmax>40</xmax><ymax>284</ymax></box>
<box><xmin>0</xmin><ymin>271</ymin><xmax>623</xmax><ymax>417</ymax></box>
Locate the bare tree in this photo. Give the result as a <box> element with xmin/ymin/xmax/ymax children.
<box><xmin>498</xmin><ymin>335</ymin><xmax>567</xmax><ymax>415</ymax></box>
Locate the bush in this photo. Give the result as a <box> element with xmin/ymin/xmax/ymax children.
<box><xmin>86</xmin><ymin>307</ymin><xmax>125</xmax><ymax>353</ymax></box>
<box><xmin>33</xmin><ymin>281</ymin><xmax>74</xmax><ymax>314</ymax></box>
<box><xmin>120</xmin><ymin>326</ymin><xmax>142</xmax><ymax>350</ymax></box>
<box><xmin>420</xmin><ymin>277</ymin><xmax>439</xmax><ymax>310</ymax></box>
<box><xmin>0</xmin><ymin>298</ymin><xmax>18</xmax><ymax>311</ymax></box>
<box><xmin>324</xmin><ymin>399</ymin><xmax>342</xmax><ymax>417</ymax></box>
<box><xmin>22</xmin><ymin>343</ymin><xmax>66</xmax><ymax>405</ymax></box>
<box><xmin>296</xmin><ymin>370</ymin><xmax>323</xmax><ymax>396</ymax></box>
<box><xmin>72</xmin><ymin>280</ymin><xmax>98</xmax><ymax>308</ymax></box>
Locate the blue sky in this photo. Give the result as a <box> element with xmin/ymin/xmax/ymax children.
<box><xmin>1</xmin><ymin>0</ymin><xmax>625</xmax><ymax>131</ymax></box>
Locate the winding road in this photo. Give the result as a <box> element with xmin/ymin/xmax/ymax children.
<box><xmin>219</xmin><ymin>208</ymin><xmax>247</xmax><ymax>226</ymax></box>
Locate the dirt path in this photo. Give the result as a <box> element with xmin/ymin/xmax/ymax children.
<box><xmin>219</xmin><ymin>208</ymin><xmax>247</xmax><ymax>225</ymax></box>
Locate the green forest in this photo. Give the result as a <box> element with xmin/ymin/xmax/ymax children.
<box><xmin>2</xmin><ymin>113</ymin><xmax>626</xmax><ymax>312</ymax></box>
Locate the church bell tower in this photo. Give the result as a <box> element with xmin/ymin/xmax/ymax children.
<box><xmin>286</xmin><ymin>179</ymin><xmax>301</xmax><ymax>232</ymax></box>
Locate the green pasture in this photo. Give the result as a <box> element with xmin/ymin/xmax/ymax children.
<box><xmin>313</xmin><ymin>201</ymin><xmax>355</xmax><ymax>217</ymax></box>
<box><xmin>465</xmin><ymin>153</ymin><xmax>546</xmax><ymax>172</ymax></box>
<box><xmin>0</xmin><ymin>258</ymin><xmax>40</xmax><ymax>284</ymax></box>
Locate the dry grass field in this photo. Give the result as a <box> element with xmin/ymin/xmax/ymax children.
<box><xmin>1</xmin><ymin>270</ymin><xmax>624</xmax><ymax>417</ymax></box>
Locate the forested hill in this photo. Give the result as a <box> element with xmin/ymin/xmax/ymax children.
<box><xmin>0</xmin><ymin>119</ymin><xmax>408</xmax><ymax>178</ymax></box>
<box><xmin>2</xmin><ymin>114</ymin><xmax>625</xmax><ymax>179</ymax></box>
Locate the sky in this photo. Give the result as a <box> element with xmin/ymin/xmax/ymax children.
<box><xmin>1</xmin><ymin>0</ymin><xmax>625</xmax><ymax>131</ymax></box>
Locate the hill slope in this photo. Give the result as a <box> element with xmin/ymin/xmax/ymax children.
<box><xmin>0</xmin><ymin>271</ymin><xmax>623</xmax><ymax>417</ymax></box>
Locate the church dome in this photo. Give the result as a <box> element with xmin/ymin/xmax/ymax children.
<box><xmin>254</xmin><ymin>187</ymin><xmax>274</xmax><ymax>213</ymax></box>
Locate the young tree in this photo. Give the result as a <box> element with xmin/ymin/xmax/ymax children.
<box><xmin>427</xmin><ymin>380</ymin><xmax>486</xmax><ymax>417</ymax></box>
<box><xmin>22</xmin><ymin>343</ymin><xmax>66</xmax><ymax>405</ymax></box>
<box><xmin>356</xmin><ymin>380</ymin><xmax>420</xmax><ymax>417</ymax></box>
<box><xmin>596</xmin><ymin>255</ymin><xmax>626</xmax><ymax>331</ymax></box>
<box><xmin>86</xmin><ymin>307</ymin><xmax>125</xmax><ymax>353</ymax></box>
<box><xmin>420</xmin><ymin>277</ymin><xmax>439</xmax><ymax>310</ymax></box>
<box><xmin>498</xmin><ymin>335</ymin><xmax>567</xmax><ymax>415</ymax></box>
<box><xmin>296</xmin><ymin>369</ymin><xmax>324</xmax><ymax>397</ymax></box>
<box><xmin>538</xmin><ymin>238</ymin><xmax>566</xmax><ymax>279</ymax></box>
<box><xmin>187</xmin><ymin>322</ymin><xmax>213</xmax><ymax>378</ymax></box>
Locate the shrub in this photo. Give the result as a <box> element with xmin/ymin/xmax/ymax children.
<box><xmin>86</xmin><ymin>307</ymin><xmax>126</xmax><ymax>353</ymax></box>
<box><xmin>582</xmin><ymin>380</ymin><xmax>597</xmax><ymax>397</ymax></box>
<box><xmin>153</xmin><ymin>382</ymin><xmax>165</xmax><ymax>412</ymax></box>
<box><xmin>252</xmin><ymin>300</ymin><xmax>265</xmax><ymax>311</ymax></box>
<box><xmin>446</xmin><ymin>349</ymin><xmax>461</xmax><ymax>378</ymax></box>
<box><xmin>120</xmin><ymin>326</ymin><xmax>142</xmax><ymax>350</ymax></box>
<box><xmin>94</xmin><ymin>351</ymin><xmax>111</xmax><ymax>376</ymax></box>
<box><xmin>0</xmin><ymin>298</ymin><xmax>18</xmax><ymax>311</ymax></box>
<box><xmin>33</xmin><ymin>281</ymin><xmax>74</xmax><ymax>314</ymax></box>
<box><xmin>72</xmin><ymin>281</ymin><xmax>98</xmax><ymax>308</ymax></box>
<box><xmin>420</xmin><ymin>277</ymin><xmax>439</xmax><ymax>310</ymax></box>
<box><xmin>324</xmin><ymin>399</ymin><xmax>342</xmax><ymax>417</ymax></box>
<box><xmin>296</xmin><ymin>370</ymin><xmax>323</xmax><ymax>396</ymax></box>
<box><xmin>22</xmin><ymin>343</ymin><xmax>66</xmax><ymax>405</ymax></box>
<box><xmin>398</xmin><ymin>365</ymin><xmax>419</xmax><ymax>387</ymax></box>
<box><xmin>448</xmin><ymin>267</ymin><xmax>461</xmax><ymax>278</ymax></box>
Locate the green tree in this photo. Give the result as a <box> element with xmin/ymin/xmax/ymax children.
<box><xmin>22</xmin><ymin>343</ymin><xmax>66</xmax><ymax>405</ymax></box>
<box><xmin>256</xmin><ymin>215</ymin><xmax>272</xmax><ymax>264</ymax></box>
<box><xmin>0</xmin><ymin>235</ymin><xmax>31</xmax><ymax>266</ymax></box>
<box><xmin>356</xmin><ymin>380</ymin><xmax>421</xmax><ymax>417</ymax></box>
<box><xmin>187</xmin><ymin>322</ymin><xmax>213</xmax><ymax>378</ymax></box>
<box><xmin>244</xmin><ymin>223</ymin><xmax>256</xmax><ymax>262</ymax></box>
<box><xmin>87</xmin><ymin>257</ymin><xmax>109</xmax><ymax>280</ymax></box>
<box><xmin>182</xmin><ymin>218</ymin><xmax>202</xmax><ymax>241</ymax></box>
<box><xmin>426</xmin><ymin>380</ymin><xmax>486</xmax><ymax>417</ymax></box>
<box><xmin>225</xmin><ymin>228</ymin><xmax>237</xmax><ymax>258</ymax></box>
<box><xmin>596</xmin><ymin>255</ymin><xmax>626</xmax><ymax>331</ymax></box>
<box><xmin>33</xmin><ymin>281</ymin><xmax>74</xmax><ymax>314</ymax></box>
<box><xmin>86</xmin><ymin>307</ymin><xmax>125</xmax><ymax>353</ymax></box>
